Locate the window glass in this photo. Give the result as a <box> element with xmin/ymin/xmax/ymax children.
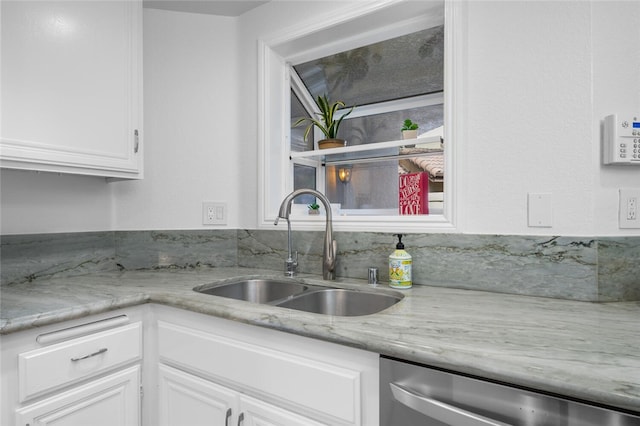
<box><xmin>339</xmin><ymin>104</ymin><xmax>443</xmax><ymax>146</ymax></box>
<box><xmin>291</xmin><ymin>90</ymin><xmax>317</xmax><ymax>205</ymax></box>
<box><xmin>322</xmin><ymin>106</ymin><xmax>444</xmax><ymax>215</ymax></box>
<box><xmin>326</xmin><ymin>161</ymin><xmax>398</xmax><ymax>211</ymax></box>
<box><xmin>293</xmin><ymin>26</ymin><xmax>444</xmax><ymax>107</ymax></box>
<box><xmin>293</xmin><ymin>164</ymin><xmax>316</xmax><ymax>205</ymax></box>
<box><xmin>325</xmin><ymin>159</ymin><xmax>443</xmax><ymax>215</ymax></box>
<box><xmin>290</xmin><ymin>90</ymin><xmax>313</xmax><ymax>152</ymax></box>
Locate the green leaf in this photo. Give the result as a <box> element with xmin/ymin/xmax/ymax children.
<box><xmin>293</xmin><ymin>94</ymin><xmax>355</xmax><ymax>142</ymax></box>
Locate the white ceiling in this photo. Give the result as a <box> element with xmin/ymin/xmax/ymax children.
<box><xmin>143</xmin><ymin>0</ymin><xmax>269</xmax><ymax>17</ymax></box>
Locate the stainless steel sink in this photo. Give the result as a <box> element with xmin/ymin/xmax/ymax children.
<box><xmin>194</xmin><ymin>279</ymin><xmax>308</xmax><ymax>304</ymax></box>
<box><xmin>275</xmin><ymin>288</ymin><xmax>402</xmax><ymax>316</ymax></box>
<box><xmin>194</xmin><ymin>278</ymin><xmax>403</xmax><ymax>316</ymax></box>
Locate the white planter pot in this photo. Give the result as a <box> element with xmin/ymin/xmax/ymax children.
<box><xmin>402</xmin><ymin>130</ymin><xmax>418</xmax><ymax>140</ymax></box>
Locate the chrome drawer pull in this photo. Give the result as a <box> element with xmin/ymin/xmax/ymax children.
<box><xmin>70</xmin><ymin>347</ymin><xmax>108</xmax><ymax>362</ymax></box>
<box><xmin>390</xmin><ymin>382</ymin><xmax>513</xmax><ymax>426</ymax></box>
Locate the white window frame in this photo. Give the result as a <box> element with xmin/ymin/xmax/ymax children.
<box><xmin>258</xmin><ymin>0</ymin><xmax>463</xmax><ymax>233</ymax></box>
<box><xmin>290</xmin><ymin>69</ymin><xmax>326</xmax><ymax>193</ymax></box>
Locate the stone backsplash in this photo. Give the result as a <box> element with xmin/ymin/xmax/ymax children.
<box><xmin>2</xmin><ymin>230</ymin><xmax>638</xmax><ymax>302</ymax></box>
<box><xmin>0</xmin><ymin>232</ymin><xmax>116</xmax><ymax>285</ymax></box>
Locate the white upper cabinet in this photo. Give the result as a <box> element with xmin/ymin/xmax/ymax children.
<box><xmin>1</xmin><ymin>0</ymin><xmax>143</xmax><ymax>179</ymax></box>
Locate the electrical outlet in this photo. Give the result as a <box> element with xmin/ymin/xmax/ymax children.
<box><xmin>202</xmin><ymin>202</ymin><xmax>227</xmax><ymax>225</ymax></box>
<box><xmin>627</xmin><ymin>197</ymin><xmax>637</xmax><ymax>220</ymax></box>
<box><xmin>619</xmin><ymin>189</ymin><xmax>640</xmax><ymax>229</ymax></box>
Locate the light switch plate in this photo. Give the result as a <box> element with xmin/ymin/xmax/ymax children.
<box><xmin>528</xmin><ymin>193</ymin><xmax>553</xmax><ymax>228</ymax></box>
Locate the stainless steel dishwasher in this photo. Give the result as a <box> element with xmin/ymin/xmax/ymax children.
<box><xmin>380</xmin><ymin>356</ymin><xmax>640</xmax><ymax>426</ymax></box>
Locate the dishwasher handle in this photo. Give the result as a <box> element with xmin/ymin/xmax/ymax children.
<box><xmin>390</xmin><ymin>382</ymin><xmax>513</xmax><ymax>426</ymax></box>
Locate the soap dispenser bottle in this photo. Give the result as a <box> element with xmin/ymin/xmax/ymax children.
<box><xmin>389</xmin><ymin>234</ymin><xmax>412</xmax><ymax>289</ymax></box>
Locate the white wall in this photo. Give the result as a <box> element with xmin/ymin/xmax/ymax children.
<box><xmin>592</xmin><ymin>1</ymin><xmax>640</xmax><ymax>235</ymax></box>
<box><xmin>1</xmin><ymin>1</ymin><xmax>638</xmax><ymax>236</ymax></box>
<box><xmin>0</xmin><ymin>169</ymin><xmax>113</xmax><ymax>234</ymax></box>
<box><xmin>112</xmin><ymin>8</ymin><xmax>240</xmax><ymax>230</ymax></box>
<box><xmin>463</xmin><ymin>1</ymin><xmax>596</xmax><ymax>235</ymax></box>
<box><xmin>462</xmin><ymin>1</ymin><xmax>639</xmax><ymax>236</ymax></box>
<box><xmin>238</xmin><ymin>0</ymin><xmax>640</xmax><ymax>236</ymax></box>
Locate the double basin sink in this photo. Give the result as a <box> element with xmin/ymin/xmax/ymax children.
<box><xmin>193</xmin><ymin>278</ymin><xmax>403</xmax><ymax>317</ymax></box>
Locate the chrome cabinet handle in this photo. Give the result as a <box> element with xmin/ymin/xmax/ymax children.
<box><xmin>70</xmin><ymin>347</ymin><xmax>108</xmax><ymax>362</ymax></box>
<box><xmin>134</xmin><ymin>129</ymin><xmax>139</xmax><ymax>153</ymax></box>
<box><xmin>237</xmin><ymin>412</ymin><xmax>244</xmax><ymax>426</ymax></box>
<box><xmin>390</xmin><ymin>382</ymin><xmax>513</xmax><ymax>426</ymax></box>
<box><xmin>225</xmin><ymin>408</ymin><xmax>232</xmax><ymax>426</ymax></box>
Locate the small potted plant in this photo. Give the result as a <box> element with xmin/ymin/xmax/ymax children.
<box><xmin>294</xmin><ymin>94</ymin><xmax>355</xmax><ymax>149</ymax></box>
<box><xmin>401</xmin><ymin>119</ymin><xmax>419</xmax><ymax>140</ymax></box>
<box><xmin>308</xmin><ymin>202</ymin><xmax>320</xmax><ymax>215</ymax></box>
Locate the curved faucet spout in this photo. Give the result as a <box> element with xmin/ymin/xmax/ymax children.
<box><xmin>275</xmin><ymin>189</ymin><xmax>337</xmax><ymax>280</ymax></box>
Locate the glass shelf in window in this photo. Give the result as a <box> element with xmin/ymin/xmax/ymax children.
<box><xmin>289</xmin><ymin>136</ymin><xmax>443</xmax><ymax>165</ymax></box>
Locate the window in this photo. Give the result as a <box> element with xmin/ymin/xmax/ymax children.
<box><xmin>260</xmin><ymin>1</ymin><xmax>460</xmax><ymax>231</ymax></box>
<box><xmin>290</xmin><ymin>27</ymin><xmax>444</xmax><ymax>213</ymax></box>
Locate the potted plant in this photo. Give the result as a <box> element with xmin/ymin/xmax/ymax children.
<box><xmin>401</xmin><ymin>119</ymin><xmax>419</xmax><ymax>140</ymax></box>
<box><xmin>294</xmin><ymin>94</ymin><xmax>355</xmax><ymax>150</ymax></box>
<box><xmin>308</xmin><ymin>202</ymin><xmax>320</xmax><ymax>215</ymax></box>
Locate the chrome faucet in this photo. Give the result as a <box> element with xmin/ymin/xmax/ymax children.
<box><xmin>274</xmin><ymin>189</ymin><xmax>337</xmax><ymax>280</ymax></box>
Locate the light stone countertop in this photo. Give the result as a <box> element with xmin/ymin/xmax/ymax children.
<box><xmin>1</xmin><ymin>267</ymin><xmax>638</xmax><ymax>413</ymax></box>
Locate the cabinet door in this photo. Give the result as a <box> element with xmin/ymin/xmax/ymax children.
<box><xmin>0</xmin><ymin>0</ymin><xmax>143</xmax><ymax>178</ymax></box>
<box><xmin>158</xmin><ymin>320</ymin><xmax>365</xmax><ymax>425</ymax></box>
<box><xmin>239</xmin><ymin>395</ymin><xmax>328</xmax><ymax>426</ymax></box>
<box><xmin>15</xmin><ymin>366</ymin><xmax>140</xmax><ymax>426</ymax></box>
<box><xmin>158</xmin><ymin>364</ymin><xmax>238</xmax><ymax>426</ymax></box>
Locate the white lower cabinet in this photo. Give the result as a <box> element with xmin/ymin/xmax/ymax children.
<box><xmin>153</xmin><ymin>305</ymin><xmax>379</xmax><ymax>426</ymax></box>
<box><xmin>2</xmin><ymin>304</ymin><xmax>379</xmax><ymax>426</ymax></box>
<box><xmin>159</xmin><ymin>364</ymin><xmax>325</xmax><ymax>426</ymax></box>
<box><xmin>0</xmin><ymin>308</ymin><xmax>144</xmax><ymax>426</ymax></box>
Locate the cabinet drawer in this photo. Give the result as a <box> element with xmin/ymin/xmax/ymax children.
<box><xmin>19</xmin><ymin>322</ymin><xmax>142</xmax><ymax>401</ymax></box>
<box><xmin>16</xmin><ymin>365</ymin><xmax>141</xmax><ymax>426</ymax></box>
<box><xmin>158</xmin><ymin>321</ymin><xmax>361</xmax><ymax>425</ymax></box>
